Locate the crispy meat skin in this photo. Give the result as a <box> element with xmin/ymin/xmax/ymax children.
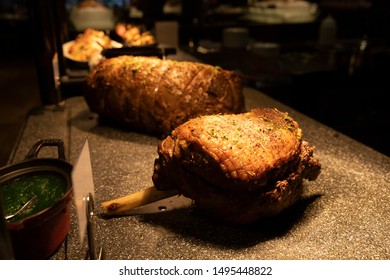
<box><xmin>153</xmin><ymin>108</ymin><xmax>321</xmax><ymax>224</ymax></box>
<box><xmin>84</xmin><ymin>56</ymin><xmax>245</xmax><ymax>136</ymax></box>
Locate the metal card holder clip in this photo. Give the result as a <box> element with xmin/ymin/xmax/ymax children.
<box><xmin>85</xmin><ymin>193</ymin><xmax>104</xmax><ymax>260</ymax></box>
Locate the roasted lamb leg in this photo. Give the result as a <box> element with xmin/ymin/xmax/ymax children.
<box><xmin>153</xmin><ymin>108</ymin><xmax>321</xmax><ymax>224</ymax></box>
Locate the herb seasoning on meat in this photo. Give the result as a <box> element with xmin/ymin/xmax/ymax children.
<box><xmin>153</xmin><ymin>108</ymin><xmax>321</xmax><ymax>224</ymax></box>
<box><xmin>84</xmin><ymin>56</ymin><xmax>245</xmax><ymax>137</ymax></box>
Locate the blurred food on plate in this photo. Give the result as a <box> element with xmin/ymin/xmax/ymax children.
<box><xmin>115</xmin><ymin>23</ymin><xmax>156</xmax><ymax>46</ymax></box>
<box><xmin>64</xmin><ymin>28</ymin><xmax>121</xmax><ymax>62</ymax></box>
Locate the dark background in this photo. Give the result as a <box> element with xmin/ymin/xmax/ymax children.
<box><xmin>0</xmin><ymin>0</ymin><xmax>388</xmax><ymax>166</ymax></box>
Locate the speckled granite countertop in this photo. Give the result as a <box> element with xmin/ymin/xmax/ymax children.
<box><xmin>8</xmin><ymin>86</ymin><xmax>389</xmax><ymax>260</ymax></box>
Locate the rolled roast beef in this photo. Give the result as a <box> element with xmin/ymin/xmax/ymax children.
<box><xmin>84</xmin><ymin>56</ymin><xmax>245</xmax><ymax>136</ymax></box>
<box><xmin>152</xmin><ymin>108</ymin><xmax>321</xmax><ymax>224</ymax></box>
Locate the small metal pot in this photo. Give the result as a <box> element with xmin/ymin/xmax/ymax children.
<box><xmin>0</xmin><ymin>139</ymin><xmax>73</xmax><ymax>259</ymax></box>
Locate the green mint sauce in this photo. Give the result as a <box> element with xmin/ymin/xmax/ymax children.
<box><xmin>0</xmin><ymin>172</ymin><xmax>67</xmax><ymax>222</ymax></box>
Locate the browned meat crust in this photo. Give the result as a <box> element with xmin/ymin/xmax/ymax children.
<box><xmin>153</xmin><ymin>108</ymin><xmax>321</xmax><ymax>224</ymax></box>
<box><xmin>84</xmin><ymin>56</ymin><xmax>245</xmax><ymax>136</ymax></box>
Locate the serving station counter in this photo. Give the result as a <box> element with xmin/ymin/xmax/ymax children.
<box><xmin>8</xmin><ymin>85</ymin><xmax>389</xmax><ymax>260</ymax></box>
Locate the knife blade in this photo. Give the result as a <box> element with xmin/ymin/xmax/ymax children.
<box><xmin>71</xmin><ymin>139</ymin><xmax>95</xmax><ymax>245</ymax></box>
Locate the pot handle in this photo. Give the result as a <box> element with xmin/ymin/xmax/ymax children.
<box><xmin>25</xmin><ymin>139</ymin><xmax>66</xmax><ymax>161</ymax></box>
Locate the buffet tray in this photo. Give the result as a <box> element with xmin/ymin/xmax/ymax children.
<box><xmin>101</xmin><ymin>45</ymin><xmax>176</xmax><ymax>59</ymax></box>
